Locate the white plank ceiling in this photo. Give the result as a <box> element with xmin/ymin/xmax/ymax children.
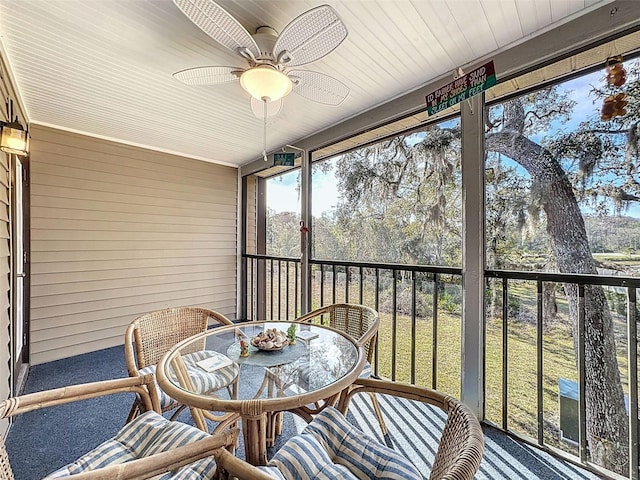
<box><xmin>0</xmin><ymin>0</ymin><xmax>614</xmax><ymax>167</ymax></box>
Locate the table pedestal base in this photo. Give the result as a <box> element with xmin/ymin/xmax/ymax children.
<box><xmin>241</xmin><ymin>402</ymin><xmax>267</xmax><ymax>466</ymax></box>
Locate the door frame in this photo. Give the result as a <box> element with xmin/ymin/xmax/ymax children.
<box><xmin>11</xmin><ymin>154</ymin><xmax>30</xmax><ymax>395</ymax></box>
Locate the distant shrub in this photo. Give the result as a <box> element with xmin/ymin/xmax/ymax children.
<box><xmin>440</xmin><ymin>291</ymin><xmax>460</xmax><ymax>313</ymax></box>
<box><xmin>378</xmin><ymin>284</ymin><xmax>431</xmax><ymax>318</ymax></box>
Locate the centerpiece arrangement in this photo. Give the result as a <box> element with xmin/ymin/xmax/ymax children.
<box><xmin>251</xmin><ymin>328</ymin><xmax>289</xmax><ymax>351</ymax></box>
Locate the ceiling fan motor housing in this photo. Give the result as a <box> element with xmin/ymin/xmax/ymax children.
<box><xmin>253</xmin><ymin>26</ymin><xmax>279</xmax><ymax>64</ymax></box>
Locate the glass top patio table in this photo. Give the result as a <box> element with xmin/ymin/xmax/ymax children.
<box><xmin>156</xmin><ymin>320</ymin><xmax>365</xmax><ymax>466</ymax></box>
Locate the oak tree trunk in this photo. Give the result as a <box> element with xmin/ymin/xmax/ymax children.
<box><xmin>486</xmin><ymin>99</ymin><xmax>629</xmax><ymax>473</ymax></box>
<box><xmin>543</xmin><ymin>283</ymin><xmax>557</xmax><ymax>327</ymax></box>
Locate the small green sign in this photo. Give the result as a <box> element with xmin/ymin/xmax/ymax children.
<box><xmin>273</xmin><ymin>152</ymin><xmax>295</xmax><ymax>166</ymax></box>
<box><xmin>426</xmin><ymin>60</ymin><xmax>496</xmax><ymax>116</ymax></box>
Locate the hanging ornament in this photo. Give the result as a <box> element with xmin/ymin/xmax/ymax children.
<box><xmin>601</xmin><ymin>93</ymin><xmax>628</xmax><ymax>121</ymax></box>
<box><xmin>601</xmin><ymin>55</ymin><xmax>628</xmax><ymax>122</ymax></box>
<box><xmin>606</xmin><ymin>55</ymin><xmax>627</xmax><ymax>87</ymax></box>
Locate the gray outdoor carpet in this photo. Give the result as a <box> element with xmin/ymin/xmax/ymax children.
<box><xmin>7</xmin><ymin>345</ymin><xmax>601</xmax><ymax>479</ymax></box>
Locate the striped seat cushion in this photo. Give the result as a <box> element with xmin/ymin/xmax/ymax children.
<box><xmin>269</xmin><ymin>406</ymin><xmax>422</xmax><ymax>479</ymax></box>
<box><xmin>44</xmin><ymin>411</ymin><xmax>217</xmax><ymax>479</ymax></box>
<box><xmin>140</xmin><ymin>350</ymin><xmax>239</xmax><ymax>409</ymax></box>
<box><xmin>359</xmin><ymin>362</ymin><xmax>372</xmax><ymax>379</ymax></box>
<box><xmin>256</xmin><ymin>466</ymin><xmax>287</xmax><ymax>479</ymax></box>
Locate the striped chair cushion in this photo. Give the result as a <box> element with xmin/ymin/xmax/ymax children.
<box><xmin>359</xmin><ymin>362</ymin><xmax>372</xmax><ymax>379</ymax></box>
<box><xmin>256</xmin><ymin>466</ymin><xmax>287</xmax><ymax>479</ymax></box>
<box><xmin>141</xmin><ymin>350</ymin><xmax>239</xmax><ymax>409</ymax></box>
<box><xmin>44</xmin><ymin>411</ymin><xmax>217</xmax><ymax>479</ymax></box>
<box><xmin>269</xmin><ymin>406</ymin><xmax>422</xmax><ymax>479</ymax></box>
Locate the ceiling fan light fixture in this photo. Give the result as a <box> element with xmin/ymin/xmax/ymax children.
<box><xmin>240</xmin><ymin>66</ymin><xmax>292</xmax><ymax>102</ymax></box>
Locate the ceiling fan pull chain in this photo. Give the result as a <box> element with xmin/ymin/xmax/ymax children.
<box><xmin>263</xmin><ymin>99</ymin><xmax>268</xmax><ymax>161</ymax></box>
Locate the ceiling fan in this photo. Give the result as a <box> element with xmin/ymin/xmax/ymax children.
<box><xmin>172</xmin><ymin>0</ymin><xmax>350</xmax><ymax>118</ymax></box>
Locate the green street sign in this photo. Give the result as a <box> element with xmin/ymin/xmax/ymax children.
<box><xmin>426</xmin><ymin>60</ymin><xmax>496</xmax><ymax>116</ymax></box>
<box><xmin>273</xmin><ymin>152</ymin><xmax>295</xmax><ymax>166</ymax></box>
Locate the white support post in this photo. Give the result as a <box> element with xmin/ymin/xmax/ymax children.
<box><xmin>461</xmin><ymin>93</ymin><xmax>485</xmax><ymax>418</ymax></box>
<box><xmin>299</xmin><ymin>148</ymin><xmax>311</xmax><ymax>315</ymax></box>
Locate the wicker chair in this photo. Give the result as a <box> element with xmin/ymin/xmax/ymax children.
<box><xmin>294</xmin><ymin>303</ymin><xmax>391</xmax><ymax>445</ymax></box>
<box><xmin>124</xmin><ymin>306</ymin><xmax>239</xmax><ymax>425</ymax></box>
<box><xmin>338</xmin><ymin>378</ymin><xmax>485</xmax><ymax>480</ymax></box>
<box><xmin>213</xmin><ymin>378</ymin><xmax>485</xmax><ymax>480</ymax></box>
<box><xmin>0</xmin><ymin>374</ymin><xmax>240</xmax><ymax>479</ymax></box>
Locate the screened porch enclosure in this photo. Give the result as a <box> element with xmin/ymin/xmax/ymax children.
<box><xmin>239</xmin><ymin>27</ymin><xmax>640</xmax><ymax>480</ymax></box>
<box><xmin>1</xmin><ymin>3</ymin><xmax>638</xmax><ymax>479</ymax></box>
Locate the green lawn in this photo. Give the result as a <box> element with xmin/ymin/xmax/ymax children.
<box><xmin>594</xmin><ymin>252</ymin><xmax>640</xmax><ymax>265</ymax></box>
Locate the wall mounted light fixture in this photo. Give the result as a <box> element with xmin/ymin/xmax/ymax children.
<box><xmin>0</xmin><ymin>120</ymin><xmax>28</xmax><ymax>156</ymax></box>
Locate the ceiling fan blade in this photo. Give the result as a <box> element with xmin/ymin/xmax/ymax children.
<box><xmin>173</xmin><ymin>0</ymin><xmax>260</xmax><ymax>59</ymax></box>
<box><xmin>290</xmin><ymin>70</ymin><xmax>349</xmax><ymax>106</ymax></box>
<box><xmin>273</xmin><ymin>5</ymin><xmax>347</xmax><ymax>67</ymax></box>
<box><xmin>251</xmin><ymin>97</ymin><xmax>283</xmax><ymax>118</ymax></box>
<box><xmin>173</xmin><ymin>66</ymin><xmax>242</xmax><ymax>85</ymax></box>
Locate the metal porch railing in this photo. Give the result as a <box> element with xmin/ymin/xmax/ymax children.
<box><xmin>242</xmin><ymin>253</ymin><xmax>639</xmax><ymax>479</ymax></box>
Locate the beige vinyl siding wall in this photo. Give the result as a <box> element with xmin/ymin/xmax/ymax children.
<box><xmin>29</xmin><ymin>125</ymin><xmax>238</xmax><ymax>364</ymax></box>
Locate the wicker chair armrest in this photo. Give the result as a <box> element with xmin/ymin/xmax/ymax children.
<box><xmin>124</xmin><ymin>321</ymin><xmax>142</xmax><ymax>377</ymax></box>
<box><xmin>206</xmin><ymin>310</ymin><xmax>234</xmax><ymax>326</ymax></box>
<box><xmin>338</xmin><ymin>377</ymin><xmax>449</xmax><ymax>412</ymax></box>
<box><xmin>357</xmin><ymin>325</ymin><xmax>378</xmax><ymax>351</ymax></box>
<box><xmin>294</xmin><ymin>306</ymin><xmax>330</xmax><ymax>324</ymax></box>
<box><xmin>51</xmin><ymin>427</ymin><xmax>240</xmax><ymax>480</ymax></box>
<box><xmin>214</xmin><ymin>448</ymin><xmax>279</xmax><ymax>480</ymax></box>
<box><xmin>0</xmin><ymin>374</ymin><xmax>160</xmax><ymax>419</ymax></box>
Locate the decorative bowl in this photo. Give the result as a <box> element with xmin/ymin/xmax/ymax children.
<box><xmin>251</xmin><ymin>328</ymin><xmax>290</xmax><ymax>351</ymax></box>
<box><xmin>254</xmin><ymin>343</ymin><xmax>288</xmax><ymax>351</ymax></box>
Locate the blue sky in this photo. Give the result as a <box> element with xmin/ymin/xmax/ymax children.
<box><xmin>266</xmin><ymin>168</ymin><xmax>339</xmax><ymax>216</ymax></box>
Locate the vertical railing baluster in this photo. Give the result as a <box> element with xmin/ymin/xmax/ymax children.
<box><xmin>502</xmin><ymin>277</ymin><xmax>508</xmax><ymax>431</ymax></box>
<box><xmin>257</xmin><ymin>257</ymin><xmax>266</xmax><ymax>321</ymax></box>
<box><xmin>392</xmin><ymin>269</ymin><xmax>398</xmax><ymax>381</ymax></box>
<box><xmin>250</xmin><ymin>259</ymin><xmax>254</xmax><ymax>320</ymax></box>
<box><xmin>537</xmin><ymin>280</ymin><xmax>544</xmax><ymax>446</ymax></box>
<box><xmin>345</xmin><ymin>266</ymin><xmax>350</xmax><ymax>303</ymax></box>
<box><xmin>285</xmin><ymin>261</ymin><xmax>290</xmax><ymax>320</ymax></box>
<box><xmin>270</xmin><ymin>259</ymin><xmax>274</xmax><ymax>320</ymax></box>
<box><xmin>294</xmin><ymin>262</ymin><xmax>299</xmax><ymax>318</ymax></box>
<box><xmin>432</xmin><ymin>273</ymin><xmax>439</xmax><ymax>389</ymax></box>
<box><xmin>277</xmin><ymin>260</ymin><xmax>282</xmax><ymax>320</ymax></box>
<box><xmin>411</xmin><ymin>270</ymin><xmax>417</xmax><ymax>385</ymax></box>
<box><xmin>320</xmin><ymin>264</ymin><xmax>324</xmax><ymax>308</ymax></box>
<box><xmin>359</xmin><ymin>266</ymin><xmax>364</xmax><ymax>304</ymax></box>
<box><xmin>628</xmin><ymin>286</ymin><xmax>638</xmax><ymax>480</ymax></box>
<box><xmin>374</xmin><ymin>268</ymin><xmax>380</xmax><ymax>377</ymax></box>
<box><xmin>578</xmin><ymin>284</ymin><xmax>587</xmax><ymax>462</ymax></box>
<box><xmin>253</xmin><ymin>258</ymin><xmax>257</xmax><ymax>320</ymax></box>
<box><xmin>332</xmin><ymin>265</ymin><xmax>337</xmax><ymax>304</ymax></box>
